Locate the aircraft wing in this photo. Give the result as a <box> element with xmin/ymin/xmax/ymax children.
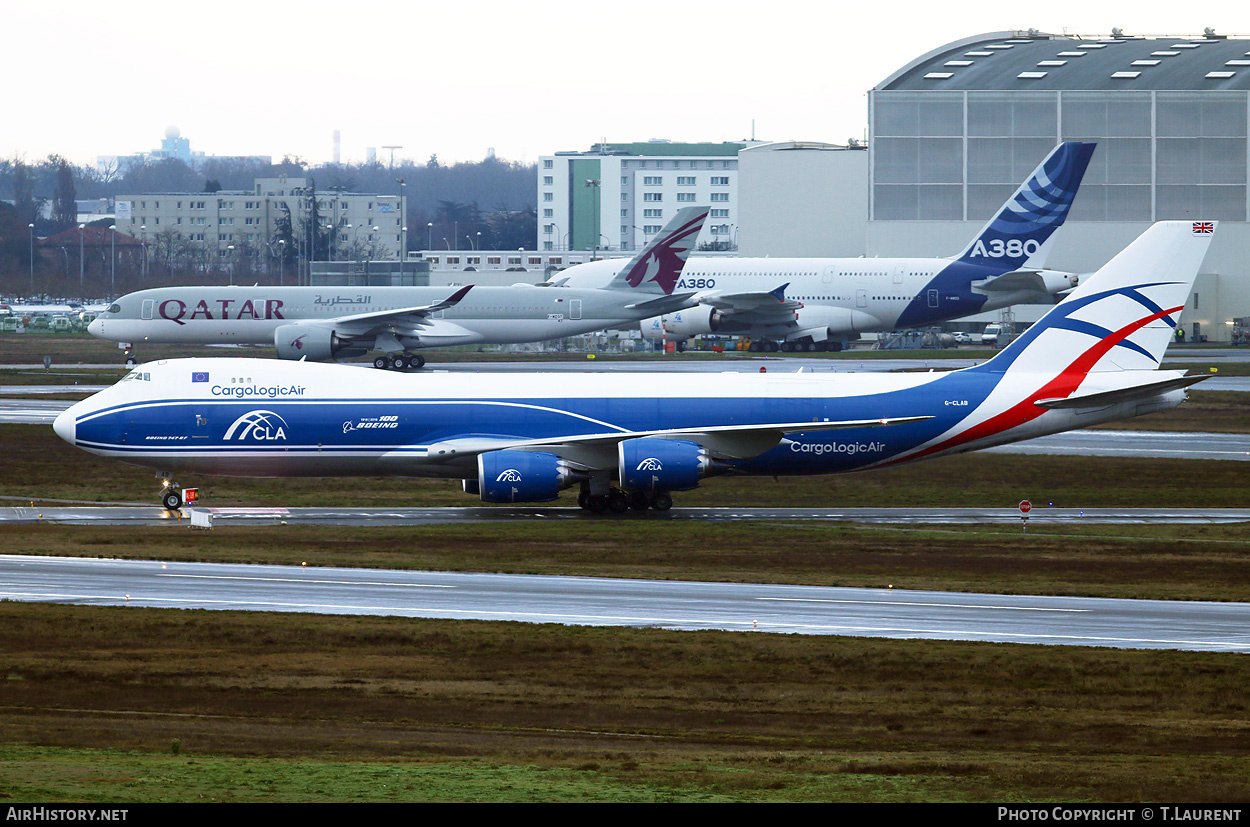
<box><xmin>417</xmin><ymin>414</ymin><xmax>932</xmax><ymax>468</ymax></box>
<box><xmin>625</xmin><ymin>291</ymin><xmax>700</xmax><ymax>314</ymax></box>
<box><xmin>328</xmin><ymin>285</ymin><xmax>473</xmax><ymax>333</ymax></box>
<box><xmin>698</xmin><ymin>283</ymin><xmax>803</xmax><ymax>322</ymax></box>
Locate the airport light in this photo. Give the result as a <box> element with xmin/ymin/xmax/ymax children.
<box><xmin>28</xmin><ymin>223</ymin><xmax>34</xmax><ymax>296</ymax></box>
<box><xmin>78</xmin><ymin>224</ymin><xmax>85</xmax><ymax>292</ymax></box>
<box><xmin>109</xmin><ymin>225</ymin><xmax>116</xmax><ymax>295</ymax></box>
<box><xmin>427</xmin><ymin>222</ymin><xmax>433</xmax><ymax>251</ymax></box>
<box><xmin>584</xmin><ymin>179</ymin><xmax>601</xmax><ymax>257</ymax></box>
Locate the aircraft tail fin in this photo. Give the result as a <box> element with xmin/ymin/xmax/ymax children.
<box><xmin>607</xmin><ymin>206</ymin><xmax>709</xmax><ymax>294</ymax></box>
<box><xmin>954</xmin><ymin>142</ymin><xmax>1095</xmax><ymax>270</ymax></box>
<box><xmin>972</xmin><ymin>221</ymin><xmax>1215</xmax><ymax>376</ymax></box>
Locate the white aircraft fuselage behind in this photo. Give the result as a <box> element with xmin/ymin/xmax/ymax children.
<box><xmin>88</xmin><ymin>284</ymin><xmax>659</xmax><ymax>347</ymax></box>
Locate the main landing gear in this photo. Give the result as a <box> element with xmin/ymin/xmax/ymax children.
<box><xmin>577</xmin><ymin>487</ymin><xmax>673</xmax><ymax>514</ymax></box>
<box><xmin>372</xmin><ymin>353</ymin><xmax>426</xmax><ymax>371</ymax></box>
<box><xmin>746</xmin><ymin>340</ymin><xmax>843</xmax><ymax>353</ymax></box>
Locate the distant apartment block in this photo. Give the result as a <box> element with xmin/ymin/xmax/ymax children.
<box><xmin>113</xmin><ymin>176</ymin><xmax>402</xmax><ymax>265</ymax></box>
<box><xmin>538</xmin><ymin>141</ymin><xmax>753</xmax><ymax>252</ymax></box>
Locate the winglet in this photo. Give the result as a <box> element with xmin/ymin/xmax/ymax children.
<box><xmin>608</xmin><ymin>206</ymin><xmax>709</xmax><ymax>295</ymax></box>
<box><xmin>768</xmin><ymin>283</ymin><xmax>790</xmax><ymax>301</ymax></box>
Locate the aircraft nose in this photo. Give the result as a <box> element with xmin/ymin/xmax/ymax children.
<box><xmin>53</xmin><ymin>407</ymin><xmax>76</xmax><ymax>444</ymax></box>
<box><xmin>87</xmin><ymin>318</ymin><xmax>102</xmax><ymax>337</ymax></box>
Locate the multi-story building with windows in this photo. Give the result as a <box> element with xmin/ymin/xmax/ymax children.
<box><xmin>538</xmin><ymin>141</ymin><xmax>751</xmax><ymax>252</ymax></box>
<box><xmin>114</xmin><ymin>176</ymin><xmax>402</xmax><ymax>272</ymax></box>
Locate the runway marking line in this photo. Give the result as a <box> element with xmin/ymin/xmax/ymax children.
<box><xmin>755</xmin><ymin>597</ymin><xmax>1088</xmax><ymax>613</ymax></box>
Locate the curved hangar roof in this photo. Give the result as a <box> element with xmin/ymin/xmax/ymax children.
<box><xmin>880</xmin><ymin>30</ymin><xmax>1250</xmax><ymax>91</ymax></box>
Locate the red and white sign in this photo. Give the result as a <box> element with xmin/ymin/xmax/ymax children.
<box><xmin>1019</xmin><ymin>499</ymin><xmax>1032</xmax><ymax>515</ymax></box>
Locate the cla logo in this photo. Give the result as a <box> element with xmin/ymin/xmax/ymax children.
<box><xmin>223</xmin><ymin>410</ymin><xmax>289</xmax><ymax>441</ymax></box>
<box><xmin>291</xmin><ymin>334</ymin><xmax>306</xmax><ymax>350</ymax></box>
<box><xmin>496</xmin><ymin>469</ymin><xmax>523</xmax><ymax>482</ymax></box>
<box><xmin>968</xmin><ymin>238</ymin><xmax>1041</xmax><ymax>259</ymax></box>
<box><xmin>636</xmin><ymin>458</ymin><xmax>663</xmax><ymax>471</ymax></box>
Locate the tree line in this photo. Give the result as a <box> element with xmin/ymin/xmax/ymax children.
<box><xmin>0</xmin><ymin>153</ymin><xmax>538</xmax><ymax>297</ymax></box>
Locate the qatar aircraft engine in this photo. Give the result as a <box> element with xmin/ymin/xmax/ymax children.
<box><xmin>87</xmin><ymin>207</ymin><xmax>709</xmax><ymax>370</ymax></box>
<box><xmin>55</xmin><ymin>220</ymin><xmax>1212</xmax><ymax>513</ymax></box>
<box><xmin>561</xmin><ymin>142</ymin><xmax>1096</xmax><ymax>351</ymax></box>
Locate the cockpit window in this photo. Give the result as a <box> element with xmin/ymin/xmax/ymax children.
<box><xmin>120</xmin><ymin>370</ymin><xmax>151</xmax><ymax>382</ymax></box>
<box><xmin>107</xmin><ymin>304</ymin><xmax>121</xmax><ymax>314</ymax></box>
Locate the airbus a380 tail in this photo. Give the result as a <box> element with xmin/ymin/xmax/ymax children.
<box><xmin>570</xmin><ymin>142</ymin><xmax>1097</xmax><ymax>352</ymax></box>
<box><xmin>55</xmin><ymin>221</ymin><xmax>1211</xmax><ymax>513</ymax></box>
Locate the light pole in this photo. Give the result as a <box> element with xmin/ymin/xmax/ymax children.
<box><xmin>78</xmin><ymin>224</ymin><xmax>85</xmax><ymax>294</ymax></box>
<box><xmin>109</xmin><ymin>225</ymin><xmax>116</xmax><ymax>296</ymax></box>
<box><xmin>227</xmin><ymin>244</ymin><xmax>235</xmax><ymax>285</ymax></box>
<box><xmin>427</xmin><ymin>222</ymin><xmax>433</xmax><ymax>251</ymax></box>
<box><xmin>28</xmin><ymin>223</ymin><xmax>34</xmax><ymax>297</ymax></box>
<box><xmin>278</xmin><ymin>239</ymin><xmax>286</xmax><ymax>286</ymax></box>
<box><xmin>584</xmin><ymin>179</ymin><xmax>601</xmax><ymax>258</ymax></box>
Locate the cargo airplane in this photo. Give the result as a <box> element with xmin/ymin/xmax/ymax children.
<box><xmin>87</xmin><ymin>207</ymin><xmax>709</xmax><ymax>370</ymax></box>
<box><xmin>55</xmin><ymin>220</ymin><xmax>1212</xmax><ymax>512</ymax></box>
<box><xmin>562</xmin><ymin>142</ymin><xmax>1097</xmax><ymax>351</ymax></box>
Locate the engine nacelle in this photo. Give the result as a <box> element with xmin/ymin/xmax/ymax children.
<box><xmin>662</xmin><ymin>307</ymin><xmax>722</xmax><ymax>339</ymax></box>
<box><xmin>640</xmin><ymin>317</ymin><xmax>666</xmax><ymax>341</ymax></box>
<box><xmin>1036</xmin><ymin>269</ymin><xmax>1081</xmax><ymax>294</ymax></box>
<box><xmin>793</xmin><ymin>306</ymin><xmax>883</xmax><ymax>336</ymax></box>
<box><xmin>477</xmin><ymin>450</ymin><xmax>580</xmax><ymax>503</ymax></box>
<box><xmin>618</xmin><ymin>437</ymin><xmax>722</xmax><ymax>493</ymax></box>
<box><xmin>273</xmin><ymin>324</ymin><xmax>362</xmax><ymax>361</ymax></box>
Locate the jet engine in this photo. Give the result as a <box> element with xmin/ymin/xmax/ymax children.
<box><xmin>618</xmin><ymin>437</ymin><xmax>726</xmax><ymax>493</ymax></box>
<box><xmin>477</xmin><ymin>449</ymin><xmax>582</xmax><ymax>503</ymax></box>
<box><xmin>1035</xmin><ymin>269</ymin><xmax>1081</xmax><ymax>294</ymax></box>
<box><xmin>661</xmin><ymin>307</ymin><xmax>723</xmax><ymax>339</ymax></box>
<box><xmin>792</xmin><ymin>306</ymin><xmax>883</xmax><ymax>336</ymax></box>
<box><xmin>273</xmin><ymin>325</ymin><xmax>363</xmax><ymax>361</ymax></box>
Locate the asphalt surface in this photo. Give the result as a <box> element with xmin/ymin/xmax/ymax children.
<box><xmin>3</xmin><ymin>504</ymin><xmax>1248</xmax><ymax>526</ymax></box>
<box><xmin>2</xmin><ymin>553</ymin><xmax>1246</xmax><ymax>652</ymax></box>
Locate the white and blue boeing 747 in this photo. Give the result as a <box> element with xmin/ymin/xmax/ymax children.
<box><xmin>55</xmin><ymin>221</ymin><xmax>1213</xmax><ymax>512</ymax></box>
<box><xmin>565</xmin><ymin>142</ymin><xmax>1097</xmax><ymax>351</ymax></box>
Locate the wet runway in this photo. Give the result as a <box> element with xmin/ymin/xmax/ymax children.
<box><xmin>2</xmin><ymin>553</ymin><xmax>1246</xmax><ymax>652</ymax></box>
<box><xmin>3</xmin><ymin>504</ymin><xmax>1248</xmax><ymax>527</ymax></box>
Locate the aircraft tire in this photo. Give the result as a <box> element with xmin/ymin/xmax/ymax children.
<box><xmin>830</xmin><ymin>342</ymin><xmax>843</xmax><ymax>352</ymax></box>
<box><xmin>650</xmin><ymin>492</ymin><xmax>673</xmax><ymax>511</ymax></box>
<box><xmin>584</xmin><ymin>495</ymin><xmax>609</xmax><ymax>514</ymax></box>
<box><xmin>628</xmin><ymin>491</ymin><xmax>650</xmax><ymax>511</ymax></box>
<box><xmin>373</xmin><ymin>356</ymin><xmax>390</xmax><ymax>370</ymax></box>
<box><xmin>125</xmin><ymin>356</ymin><xmax>137</xmax><ymax>366</ymax></box>
<box><xmin>392</xmin><ymin>355</ymin><xmax>410</xmax><ymax>371</ymax></box>
<box><xmin>161</xmin><ymin>489</ymin><xmax>183</xmax><ymax>511</ymax></box>
<box><xmin>607</xmin><ymin>491</ymin><xmax>630</xmax><ymax>513</ymax></box>
<box><xmin>412</xmin><ymin>354</ymin><xmax>426</xmax><ymax>369</ymax></box>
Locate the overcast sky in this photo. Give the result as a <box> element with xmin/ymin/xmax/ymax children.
<box><xmin>8</xmin><ymin>1</ymin><xmax>1249</xmax><ymax>169</ymax></box>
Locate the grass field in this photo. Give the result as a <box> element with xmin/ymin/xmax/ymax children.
<box><xmin>2</xmin><ymin>335</ymin><xmax>1249</xmax><ymax>802</ymax></box>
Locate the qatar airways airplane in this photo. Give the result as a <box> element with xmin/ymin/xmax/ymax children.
<box><xmin>87</xmin><ymin>208</ymin><xmax>709</xmax><ymax>370</ymax></box>
<box><xmin>55</xmin><ymin>220</ymin><xmax>1211</xmax><ymax>513</ymax></box>
<box><xmin>561</xmin><ymin>142</ymin><xmax>1097</xmax><ymax>351</ymax></box>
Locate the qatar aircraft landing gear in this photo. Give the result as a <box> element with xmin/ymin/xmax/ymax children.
<box><xmin>372</xmin><ymin>353</ymin><xmax>426</xmax><ymax>371</ymax></box>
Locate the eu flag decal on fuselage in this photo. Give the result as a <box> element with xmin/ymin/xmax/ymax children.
<box><xmin>192</xmin><ymin>372</ymin><xmax>209</xmax><ymax>383</ymax></box>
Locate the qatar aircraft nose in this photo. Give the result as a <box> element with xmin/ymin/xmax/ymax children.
<box><xmin>88</xmin><ymin>318</ymin><xmax>103</xmax><ymax>337</ymax></box>
<box><xmin>53</xmin><ymin>407</ymin><xmax>76</xmax><ymax>444</ymax></box>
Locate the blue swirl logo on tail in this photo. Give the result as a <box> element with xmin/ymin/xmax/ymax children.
<box><xmin>957</xmin><ymin>141</ymin><xmax>1095</xmax><ymax>266</ymax></box>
